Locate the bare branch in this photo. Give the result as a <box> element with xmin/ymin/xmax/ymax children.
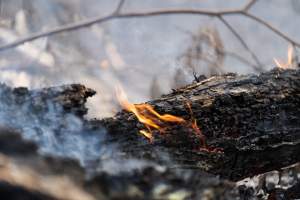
<box><xmin>242</xmin><ymin>12</ymin><xmax>300</xmax><ymax>47</ymax></box>
<box><xmin>0</xmin><ymin>8</ymin><xmax>242</xmax><ymax>52</ymax></box>
<box><xmin>0</xmin><ymin>0</ymin><xmax>299</xmax><ymax>62</ymax></box>
<box><xmin>218</xmin><ymin>16</ymin><xmax>263</xmax><ymax>72</ymax></box>
<box><xmin>0</xmin><ymin>15</ymin><xmax>115</xmax><ymax>51</ymax></box>
<box><xmin>243</xmin><ymin>0</ymin><xmax>258</xmax><ymax>11</ymax></box>
<box><xmin>224</xmin><ymin>50</ymin><xmax>258</xmax><ymax>69</ymax></box>
<box><xmin>176</xmin><ymin>27</ymin><xmax>257</xmax><ymax>71</ymax></box>
<box><xmin>114</xmin><ymin>0</ymin><xmax>126</xmax><ymax>14</ymax></box>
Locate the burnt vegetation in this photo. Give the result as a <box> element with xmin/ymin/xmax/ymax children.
<box><xmin>0</xmin><ymin>0</ymin><xmax>300</xmax><ymax>200</ymax></box>
<box><xmin>0</xmin><ymin>68</ymin><xmax>298</xmax><ymax>199</ymax></box>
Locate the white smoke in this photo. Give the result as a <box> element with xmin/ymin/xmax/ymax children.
<box><xmin>0</xmin><ymin>85</ymin><xmax>107</xmax><ymax>167</ymax></box>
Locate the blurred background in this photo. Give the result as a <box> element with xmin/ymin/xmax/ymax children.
<box><xmin>0</xmin><ymin>0</ymin><xmax>299</xmax><ymax>118</ymax></box>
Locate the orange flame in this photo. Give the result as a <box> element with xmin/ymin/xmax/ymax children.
<box><xmin>116</xmin><ymin>86</ymin><xmax>221</xmax><ymax>152</ymax></box>
<box><xmin>274</xmin><ymin>45</ymin><xmax>294</xmax><ymax>69</ymax></box>
<box><xmin>185</xmin><ymin>102</ymin><xmax>206</xmax><ymax>148</ymax></box>
<box><xmin>116</xmin><ymin>85</ymin><xmax>185</xmax><ymax>143</ymax></box>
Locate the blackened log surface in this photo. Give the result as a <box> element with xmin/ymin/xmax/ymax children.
<box><xmin>0</xmin><ymin>83</ymin><xmax>95</xmax><ymax>117</ymax></box>
<box><xmin>98</xmin><ymin>68</ymin><xmax>300</xmax><ymax>181</ymax></box>
<box><xmin>0</xmin><ymin>129</ymin><xmax>242</xmax><ymax>200</ymax></box>
<box><xmin>1</xmin><ymin>69</ymin><xmax>299</xmax><ymax>199</ymax></box>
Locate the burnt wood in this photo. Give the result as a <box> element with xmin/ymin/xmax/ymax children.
<box><xmin>0</xmin><ymin>68</ymin><xmax>299</xmax><ymax>199</ymax></box>
<box><xmin>97</xmin><ymin>68</ymin><xmax>300</xmax><ymax>181</ymax></box>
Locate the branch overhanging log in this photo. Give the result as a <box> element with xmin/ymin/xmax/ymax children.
<box><xmin>0</xmin><ymin>0</ymin><xmax>299</xmax><ymax>59</ymax></box>
<box><xmin>218</xmin><ymin>15</ymin><xmax>263</xmax><ymax>72</ymax></box>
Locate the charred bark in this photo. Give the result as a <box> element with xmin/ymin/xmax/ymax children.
<box><xmin>0</xmin><ymin>84</ymin><xmax>241</xmax><ymax>199</ymax></box>
<box><xmin>97</xmin><ymin>68</ymin><xmax>300</xmax><ymax>181</ymax></box>
<box><xmin>0</xmin><ymin>68</ymin><xmax>299</xmax><ymax>199</ymax></box>
<box><xmin>0</xmin><ymin>128</ymin><xmax>241</xmax><ymax>200</ymax></box>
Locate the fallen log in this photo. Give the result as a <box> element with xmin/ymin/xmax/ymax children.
<box><xmin>0</xmin><ymin>83</ymin><xmax>242</xmax><ymax>199</ymax></box>
<box><xmin>97</xmin><ymin>68</ymin><xmax>300</xmax><ymax>181</ymax></box>
<box><xmin>0</xmin><ymin>68</ymin><xmax>299</xmax><ymax>199</ymax></box>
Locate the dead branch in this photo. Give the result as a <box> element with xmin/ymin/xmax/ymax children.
<box><xmin>114</xmin><ymin>0</ymin><xmax>126</xmax><ymax>14</ymax></box>
<box><xmin>243</xmin><ymin>0</ymin><xmax>258</xmax><ymax>11</ymax></box>
<box><xmin>242</xmin><ymin>12</ymin><xmax>300</xmax><ymax>46</ymax></box>
<box><xmin>176</xmin><ymin>26</ymin><xmax>258</xmax><ymax>71</ymax></box>
<box><xmin>218</xmin><ymin>16</ymin><xmax>263</xmax><ymax>72</ymax></box>
<box><xmin>0</xmin><ymin>0</ymin><xmax>299</xmax><ymax>72</ymax></box>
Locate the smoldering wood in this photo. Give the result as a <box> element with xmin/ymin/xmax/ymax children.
<box><xmin>0</xmin><ymin>84</ymin><xmax>241</xmax><ymax>199</ymax></box>
<box><xmin>0</xmin><ymin>68</ymin><xmax>299</xmax><ymax>199</ymax></box>
<box><xmin>96</xmin><ymin>68</ymin><xmax>300</xmax><ymax>181</ymax></box>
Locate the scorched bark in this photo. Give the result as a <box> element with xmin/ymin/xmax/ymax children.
<box><xmin>98</xmin><ymin>68</ymin><xmax>300</xmax><ymax>181</ymax></box>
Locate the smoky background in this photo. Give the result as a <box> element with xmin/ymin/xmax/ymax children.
<box><xmin>0</xmin><ymin>0</ymin><xmax>299</xmax><ymax>118</ymax></box>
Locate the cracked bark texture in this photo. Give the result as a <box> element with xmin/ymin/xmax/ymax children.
<box><xmin>0</xmin><ymin>129</ymin><xmax>241</xmax><ymax>200</ymax></box>
<box><xmin>0</xmin><ymin>83</ymin><xmax>241</xmax><ymax>200</ymax></box>
<box><xmin>0</xmin><ymin>68</ymin><xmax>299</xmax><ymax>199</ymax></box>
<box><xmin>98</xmin><ymin>68</ymin><xmax>300</xmax><ymax>181</ymax></box>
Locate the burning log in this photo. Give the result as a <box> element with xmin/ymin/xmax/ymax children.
<box><xmin>98</xmin><ymin>68</ymin><xmax>300</xmax><ymax>181</ymax></box>
<box><xmin>0</xmin><ymin>83</ymin><xmax>242</xmax><ymax>199</ymax></box>
<box><xmin>0</xmin><ymin>68</ymin><xmax>299</xmax><ymax>199</ymax></box>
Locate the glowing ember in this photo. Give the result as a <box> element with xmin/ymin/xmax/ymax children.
<box><xmin>116</xmin><ymin>86</ymin><xmax>220</xmax><ymax>152</ymax></box>
<box><xmin>185</xmin><ymin>102</ymin><xmax>207</xmax><ymax>148</ymax></box>
<box><xmin>273</xmin><ymin>45</ymin><xmax>295</xmax><ymax>69</ymax></box>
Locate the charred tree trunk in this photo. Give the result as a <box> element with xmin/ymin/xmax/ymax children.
<box><xmin>97</xmin><ymin>68</ymin><xmax>300</xmax><ymax>181</ymax></box>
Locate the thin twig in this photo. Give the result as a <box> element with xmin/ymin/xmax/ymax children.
<box><xmin>0</xmin><ymin>8</ymin><xmax>242</xmax><ymax>51</ymax></box>
<box><xmin>218</xmin><ymin>16</ymin><xmax>263</xmax><ymax>72</ymax></box>
<box><xmin>0</xmin><ymin>15</ymin><xmax>115</xmax><ymax>51</ymax></box>
<box><xmin>0</xmin><ymin>0</ymin><xmax>299</xmax><ymax>58</ymax></box>
<box><xmin>177</xmin><ymin>26</ymin><xmax>257</xmax><ymax>70</ymax></box>
<box><xmin>242</xmin><ymin>12</ymin><xmax>300</xmax><ymax>47</ymax></box>
<box><xmin>114</xmin><ymin>0</ymin><xmax>126</xmax><ymax>14</ymax></box>
<box><xmin>224</xmin><ymin>50</ymin><xmax>257</xmax><ymax>69</ymax></box>
<box><xmin>243</xmin><ymin>0</ymin><xmax>258</xmax><ymax>11</ymax></box>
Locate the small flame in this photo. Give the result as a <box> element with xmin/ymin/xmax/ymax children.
<box><xmin>273</xmin><ymin>45</ymin><xmax>294</xmax><ymax>69</ymax></box>
<box><xmin>139</xmin><ymin>130</ymin><xmax>153</xmax><ymax>142</ymax></box>
<box><xmin>116</xmin><ymin>86</ymin><xmax>221</xmax><ymax>152</ymax></box>
<box><xmin>116</xmin><ymin>85</ymin><xmax>185</xmax><ymax>142</ymax></box>
<box><xmin>185</xmin><ymin>102</ymin><xmax>206</xmax><ymax>148</ymax></box>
